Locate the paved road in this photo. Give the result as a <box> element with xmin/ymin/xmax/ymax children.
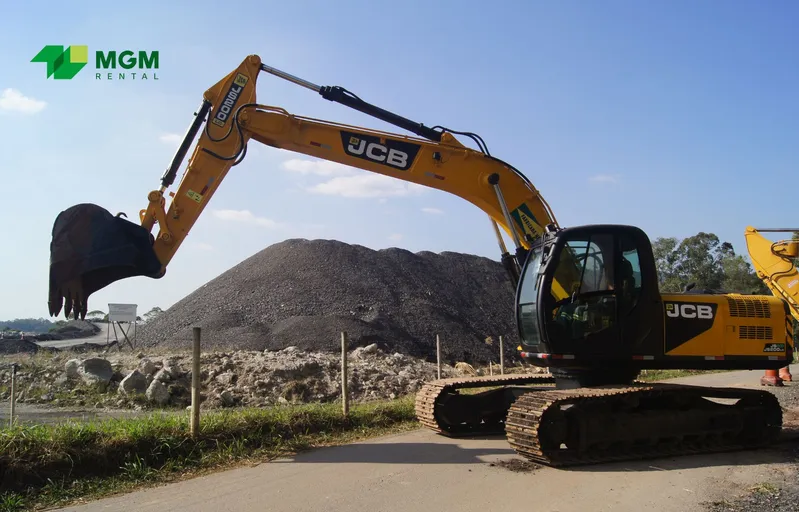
<box><xmin>34</xmin><ymin>323</ymin><xmax>116</xmax><ymax>350</ymax></box>
<box><xmin>0</xmin><ymin>402</ymin><xmax>144</xmax><ymax>426</ymax></box>
<box><xmin>55</xmin><ymin>367</ymin><xmax>799</xmax><ymax>512</ymax></box>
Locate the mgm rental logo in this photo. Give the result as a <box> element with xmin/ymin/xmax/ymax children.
<box><xmin>32</xmin><ymin>45</ymin><xmax>159</xmax><ymax>81</ymax></box>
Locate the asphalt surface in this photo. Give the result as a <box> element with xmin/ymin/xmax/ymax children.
<box><xmin>34</xmin><ymin>323</ymin><xmax>116</xmax><ymax>349</ymax></box>
<box><xmin>0</xmin><ymin>402</ymin><xmax>143</xmax><ymax>426</ymax></box>
<box><xmin>53</xmin><ymin>366</ymin><xmax>799</xmax><ymax>512</ymax></box>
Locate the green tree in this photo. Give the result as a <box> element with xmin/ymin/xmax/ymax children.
<box><xmin>719</xmin><ymin>254</ymin><xmax>769</xmax><ymax>294</ymax></box>
<box><xmin>793</xmin><ymin>231</ymin><xmax>799</xmax><ymax>266</ymax></box>
<box><xmin>143</xmin><ymin>307</ymin><xmax>164</xmax><ymax>322</ymax></box>
<box><xmin>652</xmin><ymin>231</ymin><xmax>766</xmax><ymax>294</ymax></box>
<box><xmin>86</xmin><ymin>309</ymin><xmax>106</xmax><ymax>322</ymax></box>
<box><xmin>652</xmin><ymin>236</ymin><xmax>683</xmax><ymax>292</ymax></box>
<box><xmin>672</xmin><ymin>232</ymin><xmax>730</xmax><ymax>290</ymax></box>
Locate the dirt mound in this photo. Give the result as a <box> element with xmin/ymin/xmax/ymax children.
<box><xmin>0</xmin><ymin>338</ymin><xmax>41</xmax><ymax>355</ymax></box>
<box><xmin>136</xmin><ymin>238</ymin><xmax>520</xmax><ymax>364</ymax></box>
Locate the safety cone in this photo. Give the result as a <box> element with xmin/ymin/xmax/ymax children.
<box><xmin>779</xmin><ymin>366</ymin><xmax>793</xmax><ymax>382</ymax></box>
<box><xmin>761</xmin><ymin>369</ymin><xmax>784</xmax><ymax>386</ymax></box>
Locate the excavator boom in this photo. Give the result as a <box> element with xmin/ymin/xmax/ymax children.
<box><xmin>745</xmin><ymin>227</ymin><xmax>799</xmax><ymax>323</ymax></box>
<box><xmin>48</xmin><ymin>54</ymin><xmax>560</xmax><ymax>320</ymax></box>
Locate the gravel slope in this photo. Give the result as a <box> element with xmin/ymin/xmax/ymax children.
<box><xmin>137</xmin><ymin>239</ymin><xmax>520</xmax><ymax>364</ymax></box>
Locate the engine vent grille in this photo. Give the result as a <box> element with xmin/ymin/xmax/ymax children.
<box><xmin>739</xmin><ymin>326</ymin><xmax>773</xmax><ymax>340</ymax></box>
<box><xmin>726</xmin><ymin>297</ymin><xmax>771</xmax><ymax>318</ymax></box>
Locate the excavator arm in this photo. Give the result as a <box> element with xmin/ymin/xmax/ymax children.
<box><xmin>48</xmin><ymin>54</ymin><xmax>567</xmax><ymax>319</ymax></box>
<box><xmin>745</xmin><ymin>226</ymin><xmax>799</xmax><ymax>323</ymax></box>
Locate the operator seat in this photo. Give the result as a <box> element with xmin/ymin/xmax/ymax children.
<box><xmin>618</xmin><ymin>258</ymin><xmax>638</xmax><ymax>314</ymax></box>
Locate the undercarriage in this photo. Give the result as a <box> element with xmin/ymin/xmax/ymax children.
<box><xmin>415</xmin><ymin>372</ymin><xmax>784</xmax><ymax>467</ymax></box>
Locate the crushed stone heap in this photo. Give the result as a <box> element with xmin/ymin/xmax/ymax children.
<box><xmin>137</xmin><ymin>238</ymin><xmax>522</xmax><ymax>365</ymax></box>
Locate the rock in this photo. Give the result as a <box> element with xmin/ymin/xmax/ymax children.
<box><xmin>65</xmin><ymin>359</ymin><xmax>81</xmax><ymax>380</ymax></box>
<box><xmin>219</xmin><ymin>389</ymin><xmax>235</xmax><ymax>406</ymax></box>
<box><xmin>161</xmin><ymin>357</ymin><xmax>182</xmax><ymax>379</ymax></box>
<box><xmin>139</xmin><ymin>358</ymin><xmax>157</xmax><ymax>375</ymax></box>
<box><xmin>153</xmin><ymin>368</ymin><xmax>171</xmax><ymax>382</ymax></box>
<box><xmin>215</xmin><ymin>371</ymin><xmax>236</xmax><ymax>386</ymax></box>
<box><xmin>118</xmin><ymin>369</ymin><xmax>148</xmax><ymax>395</ymax></box>
<box><xmin>78</xmin><ymin>358</ymin><xmax>113</xmax><ymax>388</ymax></box>
<box><xmin>273</xmin><ymin>361</ymin><xmax>321</xmax><ymax>379</ymax></box>
<box><xmin>146</xmin><ymin>380</ymin><xmax>170</xmax><ymax>405</ymax></box>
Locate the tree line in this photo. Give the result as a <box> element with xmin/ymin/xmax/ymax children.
<box><xmin>652</xmin><ymin>231</ymin><xmax>799</xmax><ymax>294</ymax></box>
<box><xmin>0</xmin><ymin>307</ymin><xmax>165</xmax><ymax>333</ymax></box>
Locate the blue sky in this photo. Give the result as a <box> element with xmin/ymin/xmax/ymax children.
<box><xmin>0</xmin><ymin>1</ymin><xmax>796</xmax><ymax>320</ymax></box>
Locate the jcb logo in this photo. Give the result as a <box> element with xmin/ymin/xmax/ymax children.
<box><xmin>339</xmin><ymin>130</ymin><xmax>421</xmax><ymax>171</ymax></box>
<box><xmin>347</xmin><ymin>137</ymin><xmax>409</xmax><ymax>169</ymax></box>
<box><xmin>666</xmin><ymin>303</ymin><xmax>714</xmax><ymax>319</ymax></box>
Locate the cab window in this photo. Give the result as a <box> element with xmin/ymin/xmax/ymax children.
<box><xmin>547</xmin><ymin>234</ymin><xmax>617</xmax><ymax>340</ymax></box>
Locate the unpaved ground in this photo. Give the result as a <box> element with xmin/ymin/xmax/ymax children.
<box><xmin>51</xmin><ymin>368</ymin><xmax>799</xmax><ymax>512</ymax></box>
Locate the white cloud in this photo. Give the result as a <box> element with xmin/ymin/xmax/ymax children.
<box><xmin>212</xmin><ymin>209</ymin><xmax>283</xmax><ymax>228</ymax></box>
<box><xmin>282</xmin><ymin>158</ymin><xmax>357</xmax><ymax>176</ymax></box>
<box><xmin>589</xmin><ymin>174</ymin><xmax>620</xmax><ymax>183</ymax></box>
<box><xmin>307</xmin><ymin>174</ymin><xmax>426</xmax><ymax>198</ymax></box>
<box><xmin>191</xmin><ymin>242</ymin><xmax>214</xmax><ymax>251</ymax></box>
<box><xmin>388</xmin><ymin>233</ymin><xmax>403</xmax><ymax>242</ymax></box>
<box><xmin>159</xmin><ymin>133</ymin><xmax>182</xmax><ymax>145</ymax></box>
<box><xmin>421</xmin><ymin>207</ymin><xmax>444</xmax><ymax>215</ymax></box>
<box><xmin>0</xmin><ymin>88</ymin><xmax>46</xmax><ymax>114</ymax></box>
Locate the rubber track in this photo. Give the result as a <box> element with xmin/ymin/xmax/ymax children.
<box><xmin>505</xmin><ymin>383</ymin><xmax>783</xmax><ymax>467</ymax></box>
<box><xmin>414</xmin><ymin>373</ymin><xmax>556</xmax><ymax>436</ymax></box>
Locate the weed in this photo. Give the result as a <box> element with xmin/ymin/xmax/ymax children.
<box><xmin>750</xmin><ymin>482</ymin><xmax>779</xmax><ymax>494</ymax></box>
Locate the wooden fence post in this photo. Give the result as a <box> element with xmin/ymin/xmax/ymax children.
<box><xmin>341</xmin><ymin>331</ymin><xmax>349</xmax><ymax>416</ymax></box>
<box><xmin>499</xmin><ymin>335</ymin><xmax>505</xmax><ymax>375</ymax></box>
<box><xmin>436</xmin><ymin>334</ymin><xmax>441</xmax><ymax>379</ymax></box>
<box><xmin>191</xmin><ymin>327</ymin><xmax>201</xmax><ymax>437</ymax></box>
<box><xmin>9</xmin><ymin>363</ymin><xmax>17</xmax><ymax>428</ymax></box>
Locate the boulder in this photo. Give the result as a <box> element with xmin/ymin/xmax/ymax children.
<box><xmin>118</xmin><ymin>369</ymin><xmax>148</xmax><ymax>395</ymax></box>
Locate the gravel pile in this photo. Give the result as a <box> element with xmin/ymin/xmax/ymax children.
<box><xmin>0</xmin><ymin>339</ymin><xmax>41</xmax><ymax>355</ymax></box>
<box><xmin>137</xmin><ymin>238</ymin><xmax>520</xmax><ymax>365</ymax></box>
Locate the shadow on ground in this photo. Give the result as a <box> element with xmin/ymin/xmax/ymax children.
<box><xmin>551</xmin><ymin>441</ymin><xmax>799</xmax><ymax>474</ymax></box>
<box><xmin>276</xmin><ymin>437</ymin><xmax>515</xmax><ymax>464</ymax></box>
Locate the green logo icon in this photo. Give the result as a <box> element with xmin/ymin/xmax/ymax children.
<box><xmin>31</xmin><ymin>45</ymin><xmax>89</xmax><ymax>79</ymax></box>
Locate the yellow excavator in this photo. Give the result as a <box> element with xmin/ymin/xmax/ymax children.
<box><xmin>744</xmin><ymin>227</ymin><xmax>799</xmax><ymax>385</ymax></box>
<box><xmin>47</xmin><ymin>54</ymin><xmax>795</xmax><ymax>467</ymax></box>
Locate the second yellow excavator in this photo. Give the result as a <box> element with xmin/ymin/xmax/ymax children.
<box><xmin>47</xmin><ymin>54</ymin><xmax>794</xmax><ymax>467</ymax></box>
<box><xmin>744</xmin><ymin>227</ymin><xmax>799</xmax><ymax>384</ymax></box>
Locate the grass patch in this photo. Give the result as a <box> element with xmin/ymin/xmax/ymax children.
<box><xmin>0</xmin><ymin>396</ymin><xmax>418</xmax><ymax>511</ymax></box>
<box><xmin>750</xmin><ymin>481</ymin><xmax>780</xmax><ymax>494</ymax></box>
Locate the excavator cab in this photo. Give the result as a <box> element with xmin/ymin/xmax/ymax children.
<box><xmin>48</xmin><ymin>203</ymin><xmax>163</xmax><ymax>320</ymax></box>
<box><xmin>516</xmin><ymin>224</ymin><xmax>662</xmax><ymax>386</ymax></box>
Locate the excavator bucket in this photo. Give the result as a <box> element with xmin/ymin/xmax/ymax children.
<box><xmin>48</xmin><ymin>203</ymin><xmax>163</xmax><ymax>320</ymax></box>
